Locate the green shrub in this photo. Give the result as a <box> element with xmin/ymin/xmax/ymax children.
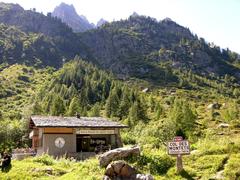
<box><xmin>127</xmin><ymin>149</ymin><xmax>174</xmax><ymax>175</ymax></box>
<box><xmin>148</xmin><ymin>154</ymin><xmax>174</xmax><ymax>174</ymax></box>
<box><xmin>121</xmin><ymin>132</ymin><xmax>137</xmax><ymax>145</ymax></box>
<box><xmin>32</xmin><ymin>154</ymin><xmax>55</xmax><ymax>165</ymax></box>
<box><xmin>224</xmin><ymin>154</ymin><xmax>240</xmax><ymax>179</ymax></box>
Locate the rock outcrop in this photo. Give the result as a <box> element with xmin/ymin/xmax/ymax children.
<box><xmin>99</xmin><ymin>146</ymin><xmax>140</xmax><ymax>167</ymax></box>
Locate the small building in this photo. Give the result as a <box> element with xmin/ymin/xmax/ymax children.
<box><xmin>29</xmin><ymin>115</ymin><xmax>127</xmax><ymax>158</ymax></box>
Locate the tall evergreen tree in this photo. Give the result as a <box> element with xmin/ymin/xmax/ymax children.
<box><xmin>67</xmin><ymin>97</ymin><xmax>81</xmax><ymax>116</ymax></box>
<box><xmin>127</xmin><ymin>102</ymin><xmax>138</xmax><ymax>127</ymax></box>
<box><xmin>50</xmin><ymin>95</ymin><xmax>65</xmax><ymax>115</ymax></box>
<box><xmin>127</xmin><ymin>100</ymin><xmax>148</xmax><ymax>126</ymax></box>
<box><xmin>149</xmin><ymin>94</ymin><xmax>155</xmax><ymax>112</ymax></box>
<box><xmin>105</xmin><ymin>87</ymin><xmax>120</xmax><ymax>117</ymax></box>
<box><xmin>169</xmin><ymin>99</ymin><xmax>197</xmax><ymax>136</ymax></box>
<box><xmin>118</xmin><ymin>88</ymin><xmax>131</xmax><ymax>119</ymax></box>
<box><xmin>154</xmin><ymin>102</ymin><xmax>163</xmax><ymax>119</ymax></box>
<box><xmin>89</xmin><ymin>103</ymin><xmax>101</xmax><ymax>117</ymax></box>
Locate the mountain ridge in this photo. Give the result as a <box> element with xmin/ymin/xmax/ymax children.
<box><xmin>0</xmin><ymin>2</ymin><xmax>239</xmax><ymax>84</ymax></box>
<box><xmin>78</xmin><ymin>15</ymin><xmax>240</xmax><ymax>82</ymax></box>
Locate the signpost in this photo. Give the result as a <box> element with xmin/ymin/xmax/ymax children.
<box><xmin>167</xmin><ymin>137</ymin><xmax>190</xmax><ymax>173</ymax></box>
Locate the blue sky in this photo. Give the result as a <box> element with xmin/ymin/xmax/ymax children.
<box><xmin>1</xmin><ymin>0</ymin><xmax>240</xmax><ymax>53</ymax></box>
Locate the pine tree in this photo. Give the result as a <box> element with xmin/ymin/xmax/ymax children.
<box><xmin>105</xmin><ymin>95</ymin><xmax>111</xmax><ymax>117</ymax></box>
<box><xmin>127</xmin><ymin>102</ymin><xmax>138</xmax><ymax>127</ymax></box>
<box><xmin>50</xmin><ymin>95</ymin><xmax>66</xmax><ymax>115</ymax></box>
<box><xmin>149</xmin><ymin>94</ymin><xmax>155</xmax><ymax>112</ymax></box>
<box><xmin>233</xmin><ymin>88</ymin><xmax>240</xmax><ymax>98</ymax></box>
<box><xmin>105</xmin><ymin>88</ymin><xmax>120</xmax><ymax>117</ymax></box>
<box><xmin>66</xmin><ymin>83</ymin><xmax>78</xmax><ymax>99</ymax></box>
<box><xmin>33</xmin><ymin>101</ymin><xmax>43</xmax><ymax>114</ymax></box>
<box><xmin>169</xmin><ymin>99</ymin><xmax>196</xmax><ymax>136</ymax></box>
<box><xmin>118</xmin><ymin>88</ymin><xmax>131</xmax><ymax>119</ymax></box>
<box><xmin>154</xmin><ymin>102</ymin><xmax>163</xmax><ymax>119</ymax></box>
<box><xmin>127</xmin><ymin>100</ymin><xmax>148</xmax><ymax>126</ymax></box>
<box><xmin>89</xmin><ymin>103</ymin><xmax>101</xmax><ymax>117</ymax></box>
<box><xmin>67</xmin><ymin>97</ymin><xmax>81</xmax><ymax>116</ymax></box>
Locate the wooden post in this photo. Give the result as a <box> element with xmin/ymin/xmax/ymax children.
<box><xmin>176</xmin><ymin>154</ymin><xmax>183</xmax><ymax>173</ymax></box>
<box><xmin>168</xmin><ymin>137</ymin><xmax>189</xmax><ymax>173</ymax></box>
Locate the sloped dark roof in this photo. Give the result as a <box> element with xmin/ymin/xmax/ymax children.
<box><xmin>30</xmin><ymin>116</ymin><xmax>128</xmax><ymax>128</ymax></box>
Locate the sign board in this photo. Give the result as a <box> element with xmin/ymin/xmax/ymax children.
<box><xmin>167</xmin><ymin>140</ymin><xmax>190</xmax><ymax>155</ymax></box>
<box><xmin>173</xmin><ymin>136</ymin><xmax>183</xmax><ymax>142</ymax></box>
<box><xmin>76</xmin><ymin>129</ymin><xmax>115</xmax><ymax>135</ymax></box>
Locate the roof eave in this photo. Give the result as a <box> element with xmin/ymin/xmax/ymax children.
<box><xmin>33</xmin><ymin>125</ymin><xmax>128</xmax><ymax>128</ymax></box>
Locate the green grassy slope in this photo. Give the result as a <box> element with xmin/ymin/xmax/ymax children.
<box><xmin>0</xmin><ymin>60</ymin><xmax>240</xmax><ymax>179</ymax></box>
<box><xmin>0</xmin><ymin>64</ymin><xmax>53</xmax><ymax>119</ymax></box>
<box><xmin>1</xmin><ymin>136</ymin><xmax>240</xmax><ymax>180</ymax></box>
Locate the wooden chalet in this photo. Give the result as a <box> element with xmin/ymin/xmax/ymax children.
<box><xmin>29</xmin><ymin>115</ymin><xmax>127</xmax><ymax>157</ymax></box>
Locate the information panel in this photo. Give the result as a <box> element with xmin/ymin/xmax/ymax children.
<box><xmin>76</xmin><ymin>129</ymin><xmax>115</xmax><ymax>134</ymax></box>
<box><xmin>167</xmin><ymin>140</ymin><xmax>190</xmax><ymax>155</ymax></box>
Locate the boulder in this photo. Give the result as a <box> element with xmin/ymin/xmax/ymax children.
<box><xmin>99</xmin><ymin>146</ymin><xmax>140</xmax><ymax>167</ymax></box>
<box><xmin>103</xmin><ymin>175</ymin><xmax>111</xmax><ymax>180</ymax></box>
<box><xmin>212</xmin><ymin>112</ymin><xmax>220</xmax><ymax>117</ymax></box>
<box><xmin>105</xmin><ymin>164</ymin><xmax>115</xmax><ymax>177</ymax></box>
<box><xmin>217</xmin><ymin>123</ymin><xmax>230</xmax><ymax>128</ymax></box>
<box><xmin>135</xmin><ymin>174</ymin><xmax>154</xmax><ymax>180</ymax></box>
<box><xmin>207</xmin><ymin>103</ymin><xmax>221</xmax><ymax>110</ymax></box>
<box><xmin>142</xmin><ymin>88</ymin><xmax>149</xmax><ymax>93</ymax></box>
<box><xmin>104</xmin><ymin>161</ymin><xmax>153</xmax><ymax>179</ymax></box>
<box><xmin>105</xmin><ymin>161</ymin><xmax>136</xmax><ymax>178</ymax></box>
<box><xmin>112</xmin><ymin>161</ymin><xmax>125</xmax><ymax>174</ymax></box>
<box><xmin>45</xmin><ymin>167</ymin><xmax>53</xmax><ymax>175</ymax></box>
<box><xmin>119</xmin><ymin>163</ymin><xmax>136</xmax><ymax>177</ymax></box>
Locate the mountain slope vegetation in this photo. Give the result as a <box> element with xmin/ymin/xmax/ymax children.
<box><xmin>79</xmin><ymin>15</ymin><xmax>240</xmax><ymax>83</ymax></box>
<box><xmin>0</xmin><ymin>24</ymin><xmax>66</xmax><ymax>67</ymax></box>
<box><xmin>0</xmin><ymin>63</ymin><xmax>53</xmax><ymax>119</ymax></box>
<box><xmin>0</xmin><ymin>2</ymin><xmax>91</xmax><ymax>67</ymax></box>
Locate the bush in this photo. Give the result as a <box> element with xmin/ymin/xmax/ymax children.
<box><xmin>121</xmin><ymin>132</ymin><xmax>137</xmax><ymax>145</ymax></box>
<box><xmin>32</xmin><ymin>154</ymin><xmax>55</xmax><ymax>165</ymax></box>
<box><xmin>224</xmin><ymin>154</ymin><xmax>240</xmax><ymax>179</ymax></box>
<box><xmin>148</xmin><ymin>154</ymin><xmax>174</xmax><ymax>174</ymax></box>
<box><xmin>127</xmin><ymin>149</ymin><xmax>174</xmax><ymax>175</ymax></box>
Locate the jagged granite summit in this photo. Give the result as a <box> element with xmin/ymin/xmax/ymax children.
<box><xmin>96</xmin><ymin>18</ymin><xmax>108</xmax><ymax>27</ymax></box>
<box><xmin>52</xmin><ymin>2</ymin><xmax>94</xmax><ymax>32</ymax></box>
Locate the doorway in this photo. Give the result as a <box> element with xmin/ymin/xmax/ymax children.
<box><xmin>76</xmin><ymin>135</ymin><xmax>90</xmax><ymax>152</ymax></box>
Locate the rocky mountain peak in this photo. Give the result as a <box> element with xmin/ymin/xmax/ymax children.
<box><xmin>161</xmin><ymin>17</ymin><xmax>176</xmax><ymax>25</ymax></box>
<box><xmin>96</xmin><ymin>18</ymin><xmax>108</xmax><ymax>27</ymax></box>
<box><xmin>52</xmin><ymin>2</ymin><xmax>94</xmax><ymax>32</ymax></box>
<box><xmin>0</xmin><ymin>2</ymin><xmax>23</xmax><ymax>12</ymax></box>
<box><xmin>131</xmin><ymin>12</ymin><xmax>139</xmax><ymax>17</ymax></box>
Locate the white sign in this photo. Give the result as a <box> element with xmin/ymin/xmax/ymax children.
<box><xmin>55</xmin><ymin>137</ymin><xmax>65</xmax><ymax>148</ymax></box>
<box><xmin>167</xmin><ymin>140</ymin><xmax>190</xmax><ymax>155</ymax></box>
<box><xmin>76</xmin><ymin>129</ymin><xmax>115</xmax><ymax>135</ymax></box>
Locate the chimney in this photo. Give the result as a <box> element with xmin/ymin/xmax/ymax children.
<box><xmin>76</xmin><ymin>112</ymin><xmax>80</xmax><ymax>118</ymax></box>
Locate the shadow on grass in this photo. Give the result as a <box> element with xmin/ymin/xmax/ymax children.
<box><xmin>179</xmin><ymin>169</ymin><xmax>194</xmax><ymax>180</ymax></box>
<box><xmin>1</xmin><ymin>164</ymin><xmax>12</xmax><ymax>173</ymax></box>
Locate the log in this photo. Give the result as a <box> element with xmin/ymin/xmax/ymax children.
<box><xmin>99</xmin><ymin>146</ymin><xmax>140</xmax><ymax>167</ymax></box>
